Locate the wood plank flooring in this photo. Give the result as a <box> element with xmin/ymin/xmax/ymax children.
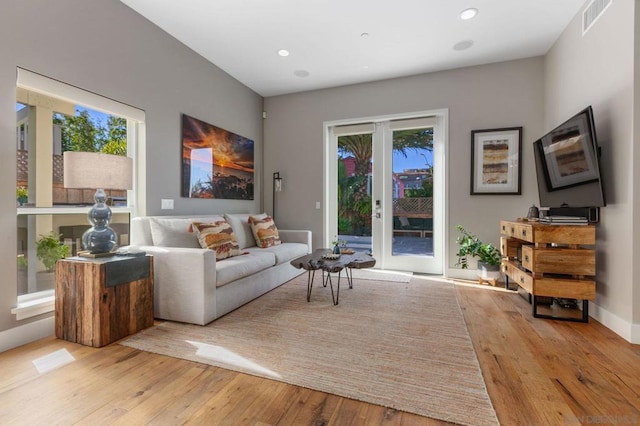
<box><xmin>1</xmin><ymin>282</ymin><xmax>639</xmax><ymax>425</ymax></box>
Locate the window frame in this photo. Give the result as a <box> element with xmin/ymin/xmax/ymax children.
<box><xmin>14</xmin><ymin>68</ymin><xmax>145</xmax><ymax>319</ymax></box>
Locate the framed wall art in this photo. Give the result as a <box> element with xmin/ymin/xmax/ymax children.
<box><xmin>181</xmin><ymin>114</ymin><xmax>254</xmax><ymax>200</ymax></box>
<box><xmin>470</xmin><ymin>127</ymin><xmax>522</xmax><ymax>195</ymax></box>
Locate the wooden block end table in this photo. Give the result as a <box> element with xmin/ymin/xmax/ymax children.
<box><xmin>55</xmin><ymin>254</ymin><xmax>154</xmax><ymax>347</ymax></box>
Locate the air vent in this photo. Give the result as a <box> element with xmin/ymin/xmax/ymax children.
<box><xmin>582</xmin><ymin>0</ymin><xmax>612</xmax><ymax>35</ymax></box>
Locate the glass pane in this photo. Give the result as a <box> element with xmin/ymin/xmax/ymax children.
<box><xmin>391</xmin><ymin>127</ymin><xmax>434</xmax><ymax>256</ymax></box>
<box><xmin>17</xmin><ymin>100</ymin><xmax>128</xmax><ymax>209</ymax></box>
<box><xmin>17</xmin><ymin>213</ymin><xmax>130</xmax><ymax>297</ymax></box>
<box><xmin>53</xmin><ymin>107</ymin><xmax>129</xmax><ymax>206</ymax></box>
<box><xmin>337</xmin><ymin>133</ymin><xmax>372</xmax><ymax>253</ymax></box>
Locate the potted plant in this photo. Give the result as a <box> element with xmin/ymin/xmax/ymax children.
<box><xmin>331</xmin><ymin>237</ymin><xmax>346</xmax><ymax>254</ymax></box>
<box><xmin>455</xmin><ymin>225</ymin><xmax>501</xmax><ymax>280</ymax></box>
<box><xmin>36</xmin><ymin>231</ymin><xmax>69</xmax><ymax>272</ymax></box>
<box><xmin>16</xmin><ymin>186</ymin><xmax>28</xmax><ymax>206</ymax></box>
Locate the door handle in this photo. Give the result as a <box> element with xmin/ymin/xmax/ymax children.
<box><xmin>375</xmin><ymin>200</ymin><xmax>381</xmax><ymax>219</ymax></box>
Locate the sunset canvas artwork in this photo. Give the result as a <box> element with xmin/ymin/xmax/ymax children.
<box><xmin>181</xmin><ymin>114</ymin><xmax>254</xmax><ymax>200</ymax></box>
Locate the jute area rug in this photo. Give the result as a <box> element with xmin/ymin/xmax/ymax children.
<box><xmin>121</xmin><ymin>275</ymin><xmax>498</xmax><ymax>426</ymax></box>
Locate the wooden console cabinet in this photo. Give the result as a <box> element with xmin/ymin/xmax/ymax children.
<box><xmin>55</xmin><ymin>255</ymin><xmax>154</xmax><ymax>347</ymax></box>
<box><xmin>500</xmin><ymin>220</ymin><xmax>596</xmax><ymax>322</ymax></box>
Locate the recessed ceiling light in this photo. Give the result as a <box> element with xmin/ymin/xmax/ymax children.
<box><xmin>278</xmin><ymin>49</ymin><xmax>290</xmax><ymax>57</ymax></box>
<box><xmin>460</xmin><ymin>8</ymin><xmax>478</xmax><ymax>20</ymax></box>
<box><xmin>361</xmin><ymin>32</ymin><xmax>369</xmax><ymax>38</ymax></box>
<box><xmin>453</xmin><ymin>40</ymin><xmax>474</xmax><ymax>51</ymax></box>
<box><xmin>294</xmin><ymin>70</ymin><xmax>310</xmax><ymax>78</ymax></box>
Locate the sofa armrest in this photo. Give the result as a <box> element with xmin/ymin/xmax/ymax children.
<box><xmin>279</xmin><ymin>230</ymin><xmax>312</xmax><ymax>253</ymax></box>
<box><xmin>138</xmin><ymin>245</ymin><xmax>218</xmax><ymax>325</ymax></box>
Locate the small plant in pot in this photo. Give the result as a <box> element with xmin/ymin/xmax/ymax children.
<box><xmin>16</xmin><ymin>186</ymin><xmax>28</xmax><ymax>205</ymax></box>
<box><xmin>36</xmin><ymin>231</ymin><xmax>69</xmax><ymax>272</ymax></box>
<box><xmin>455</xmin><ymin>225</ymin><xmax>501</xmax><ymax>280</ymax></box>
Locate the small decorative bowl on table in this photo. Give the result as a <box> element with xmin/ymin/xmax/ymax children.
<box><xmin>322</xmin><ymin>253</ymin><xmax>341</xmax><ymax>260</ymax></box>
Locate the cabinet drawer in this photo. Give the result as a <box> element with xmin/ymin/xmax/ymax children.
<box><xmin>534</xmin><ymin>277</ymin><xmax>596</xmax><ymax>300</ymax></box>
<box><xmin>500</xmin><ymin>221</ymin><xmax>533</xmax><ymax>243</ymax></box>
<box><xmin>500</xmin><ymin>237</ymin><xmax>520</xmax><ymax>259</ymax></box>
<box><xmin>522</xmin><ymin>246</ymin><xmax>595</xmax><ymax>275</ymax></box>
<box><xmin>503</xmin><ymin>260</ymin><xmax>533</xmax><ymax>293</ymax></box>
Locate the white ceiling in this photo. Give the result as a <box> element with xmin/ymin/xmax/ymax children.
<box><xmin>120</xmin><ymin>0</ymin><xmax>587</xmax><ymax>97</ymax></box>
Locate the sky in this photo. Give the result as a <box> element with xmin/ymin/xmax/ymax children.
<box><xmin>393</xmin><ymin>151</ymin><xmax>431</xmax><ymax>172</ymax></box>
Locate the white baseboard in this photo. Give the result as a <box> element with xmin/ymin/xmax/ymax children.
<box><xmin>446</xmin><ymin>268</ymin><xmax>481</xmax><ymax>281</ymax></box>
<box><xmin>0</xmin><ymin>317</ymin><xmax>54</xmax><ymax>353</ymax></box>
<box><xmin>590</xmin><ymin>302</ymin><xmax>639</xmax><ymax>344</ymax></box>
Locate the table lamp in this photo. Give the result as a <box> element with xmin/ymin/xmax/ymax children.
<box><xmin>63</xmin><ymin>151</ymin><xmax>133</xmax><ymax>255</ymax></box>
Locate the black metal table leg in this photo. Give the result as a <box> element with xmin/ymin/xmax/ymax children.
<box><xmin>325</xmin><ymin>270</ymin><xmax>341</xmax><ymax>305</ymax></box>
<box><xmin>306</xmin><ymin>269</ymin><xmax>315</xmax><ymax>302</ymax></box>
<box><xmin>346</xmin><ymin>267</ymin><xmax>353</xmax><ymax>289</ymax></box>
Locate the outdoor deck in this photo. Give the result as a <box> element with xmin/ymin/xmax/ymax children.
<box><xmin>340</xmin><ymin>234</ymin><xmax>433</xmax><ymax>257</ymax></box>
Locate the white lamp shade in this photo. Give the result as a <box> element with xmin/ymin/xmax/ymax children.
<box><xmin>63</xmin><ymin>152</ymin><xmax>133</xmax><ymax>190</ymax></box>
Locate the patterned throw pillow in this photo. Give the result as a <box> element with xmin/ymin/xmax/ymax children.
<box><xmin>248</xmin><ymin>215</ymin><xmax>282</xmax><ymax>248</ymax></box>
<box><xmin>191</xmin><ymin>221</ymin><xmax>242</xmax><ymax>260</ymax></box>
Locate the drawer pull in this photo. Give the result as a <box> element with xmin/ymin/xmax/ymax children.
<box><xmin>511</xmin><ymin>227</ymin><xmax>515</xmax><ymax>234</ymax></box>
<box><xmin>520</xmin><ymin>276</ymin><xmax>524</xmax><ymax>283</ymax></box>
<box><xmin>524</xmin><ymin>255</ymin><xmax>529</xmax><ymax>262</ymax></box>
<box><xmin>522</xmin><ymin>230</ymin><xmax>527</xmax><ymax>237</ymax></box>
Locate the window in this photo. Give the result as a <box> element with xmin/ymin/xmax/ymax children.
<box><xmin>13</xmin><ymin>68</ymin><xmax>145</xmax><ymax>319</ymax></box>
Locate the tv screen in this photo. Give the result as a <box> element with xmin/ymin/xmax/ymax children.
<box><xmin>533</xmin><ymin>106</ymin><xmax>606</xmax><ymax>208</ymax></box>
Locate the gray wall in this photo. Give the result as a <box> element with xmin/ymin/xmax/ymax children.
<box><xmin>0</xmin><ymin>0</ymin><xmax>263</xmax><ymax>334</ymax></box>
<box><xmin>264</xmin><ymin>57</ymin><xmax>544</xmax><ymax>273</ymax></box>
<box><xmin>544</xmin><ymin>0</ymin><xmax>638</xmax><ymax>338</ymax></box>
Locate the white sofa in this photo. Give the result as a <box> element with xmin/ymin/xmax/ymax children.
<box><xmin>130</xmin><ymin>213</ymin><xmax>312</xmax><ymax>325</ymax></box>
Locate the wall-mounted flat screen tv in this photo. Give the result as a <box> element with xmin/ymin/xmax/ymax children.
<box><xmin>533</xmin><ymin>106</ymin><xmax>606</xmax><ymax>208</ymax></box>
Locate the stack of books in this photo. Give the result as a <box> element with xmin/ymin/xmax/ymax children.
<box><xmin>540</xmin><ymin>215</ymin><xmax>589</xmax><ymax>225</ymax></box>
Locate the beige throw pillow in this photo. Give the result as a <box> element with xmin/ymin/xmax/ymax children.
<box><xmin>191</xmin><ymin>221</ymin><xmax>242</xmax><ymax>260</ymax></box>
<box><xmin>248</xmin><ymin>215</ymin><xmax>282</xmax><ymax>248</ymax></box>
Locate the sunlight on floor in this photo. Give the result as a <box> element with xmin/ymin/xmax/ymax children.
<box><xmin>32</xmin><ymin>348</ymin><xmax>75</xmax><ymax>374</ymax></box>
<box><xmin>186</xmin><ymin>340</ymin><xmax>281</xmax><ymax>379</ymax></box>
<box><xmin>451</xmin><ymin>278</ymin><xmax>515</xmax><ymax>293</ymax></box>
<box><xmin>351</xmin><ymin>268</ymin><xmax>412</xmax><ymax>282</ymax></box>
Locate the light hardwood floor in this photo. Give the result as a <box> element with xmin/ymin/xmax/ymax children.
<box><xmin>1</xmin><ymin>283</ymin><xmax>639</xmax><ymax>425</ymax></box>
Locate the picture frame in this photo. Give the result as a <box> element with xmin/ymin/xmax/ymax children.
<box><xmin>470</xmin><ymin>127</ymin><xmax>522</xmax><ymax>195</ymax></box>
<box><xmin>181</xmin><ymin>114</ymin><xmax>254</xmax><ymax>200</ymax></box>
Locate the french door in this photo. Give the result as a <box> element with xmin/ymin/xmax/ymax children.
<box><xmin>326</xmin><ymin>111</ymin><xmax>446</xmax><ymax>274</ymax></box>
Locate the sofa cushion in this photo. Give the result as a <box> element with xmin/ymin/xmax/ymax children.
<box><xmin>192</xmin><ymin>221</ymin><xmax>242</xmax><ymax>260</ymax></box>
<box><xmin>224</xmin><ymin>213</ymin><xmax>266</xmax><ymax>249</ymax></box>
<box><xmin>149</xmin><ymin>217</ymin><xmax>204</xmax><ymax>248</ymax></box>
<box><xmin>246</xmin><ymin>242</ymin><xmax>309</xmax><ymax>265</ymax></box>
<box><xmin>248</xmin><ymin>215</ymin><xmax>282</xmax><ymax>248</ymax></box>
<box><xmin>215</xmin><ymin>251</ymin><xmax>276</xmax><ymax>287</ymax></box>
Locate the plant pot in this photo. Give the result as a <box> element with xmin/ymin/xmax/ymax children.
<box><xmin>477</xmin><ymin>261</ymin><xmax>501</xmax><ymax>280</ymax></box>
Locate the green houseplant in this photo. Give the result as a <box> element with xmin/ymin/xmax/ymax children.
<box><xmin>36</xmin><ymin>231</ymin><xmax>69</xmax><ymax>272</ymax></box>
<box><xmin>455</xmin><ymin>225</ymin><xmax>501</xmax><ymax>278</ymax></box>
<box><xmin>16</xmin><ymin>186</ymin><xmax>28</xmax><ymax>205</ymax></box>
